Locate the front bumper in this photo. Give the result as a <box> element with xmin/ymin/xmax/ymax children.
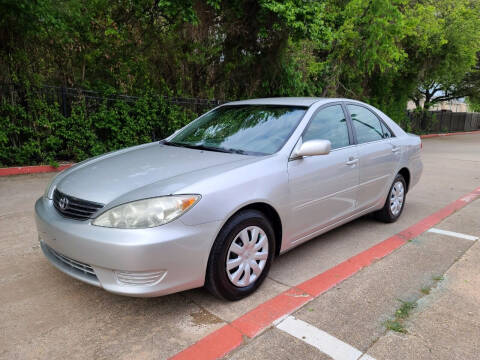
<box><xmin>35</xmin><ymin>197</ymin><xmax>222</xmax><ymax>297</ymax></box>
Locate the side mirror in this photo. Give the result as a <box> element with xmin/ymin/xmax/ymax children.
<box><xmin>293</xmin><ymin>139</ymin><xmax>331</xmax><ymax>159</ymax></box>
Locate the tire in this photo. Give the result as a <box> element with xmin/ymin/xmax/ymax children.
<box><xmin>205</xmin><ymin>209</ymin><xmax>275</xmax><ymax>301</ymax></box>
<box><xmin>375</xmin><ymin>174</ymin><xmax>407</xmax><ymax>223</ymax></box>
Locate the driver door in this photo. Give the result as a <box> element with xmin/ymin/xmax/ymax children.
<box><xmin>286</xmin><ymin>104</ymin><xmax>359</xmax><ymax>244</ymax></box>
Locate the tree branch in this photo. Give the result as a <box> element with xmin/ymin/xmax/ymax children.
<box><xmin>430</xmin><ymin>94</ymin><xmax>468</xmax><ymax>104</ymax></box>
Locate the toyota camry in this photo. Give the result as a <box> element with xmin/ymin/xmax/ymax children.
<box><xmin>35</xmin><ymin>97</ymin><xmax>422</xmax><ymax>300</ymax></box>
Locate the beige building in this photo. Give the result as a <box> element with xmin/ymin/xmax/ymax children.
<box><xmin>407</xmin><ymin>99</ymin><xmax>470</xmax><ymax>112</ymax></box>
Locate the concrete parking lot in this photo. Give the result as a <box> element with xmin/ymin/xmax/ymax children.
<box><xmin>1</xmin><ymin>133</ymin><xmax>479</xmax><ymax>359</ymax></box>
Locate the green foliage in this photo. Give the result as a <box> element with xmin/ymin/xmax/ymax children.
<box><xmin>407</xmin><ymin>0</ymin><xmax>480</xmax><ymax>109</ymax></box>
<box><xmin>334</xmin><ymin>0</ymin><xmax>410</xmax><ymax>75</ymax></box>
<box><xmin>384</xmin><ymin>299</ymin><xmax>417</xmax><ymax>334</ymax></box>
<box><xmin>421</xmin><ymin>286</ymin><xmax>431</xmax><ymax>295</ymax></box>
<box><xmin>260</xmin><ymin>0</ymin><xmax>332</xmax><ymax>43</ymax></box>
<box><xmin>467</xmin><ymin>97</ymin><xmax>480</xmax><ymax>113</ymax></box>
<box><xmin>385</xmin><ymin>319</ymin><xmax>407</xmax><ymax>333</ymax></box>
<box><xmin>395</xmin><ymin>300</ymin><xmax>417</xmax><ymax>319</ymax></box>
<box><xmin>1</xmin><ymin>0</ymin><xmax>480</xmax><ymax>165</ymax></box>
<box><xmin>0</xmin><ymin>89</ymin><xmax>193</xmax><ymax>166</ymax></box>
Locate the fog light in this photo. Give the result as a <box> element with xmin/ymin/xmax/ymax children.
<box><xmin>115</xmin><ymin>270</ymin><xmax>166</xmax><ymax>286</ymax></box>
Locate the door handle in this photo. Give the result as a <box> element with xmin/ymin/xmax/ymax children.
<box><xmin>391</xmin><ymin>146</ymin><xmax>401</xmax><ymax>153</ymax></box>
<box><xmin>345</xmin><ymin>158</ymin><xmax>358</xmax><ymax>166</ymax></box>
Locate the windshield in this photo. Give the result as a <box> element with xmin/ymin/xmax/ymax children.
<box><xmin>167</xmin><ymin>105</ymin><xmax>307</xmax><ymax>155</ymax></box>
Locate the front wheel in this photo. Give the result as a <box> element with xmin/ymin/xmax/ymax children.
<box><xmin>205</xmin><ymin>209</ymin><xmax>275</xmax><ymax>301</ymax></box>
<box><xmin>375</xmin><ymin>174</ymin><xmax>407</xmax><ymax>223</ymax></box>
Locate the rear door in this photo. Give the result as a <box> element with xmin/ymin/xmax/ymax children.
<box><xmin>287</xmin><ymin>103</ymin><xmax>359</xmax><ymax>244</ymax></box>
<box><xmin>345</xmin><ymin>104</ymin><xmax>397</xmax><ymax>211</ymax></box>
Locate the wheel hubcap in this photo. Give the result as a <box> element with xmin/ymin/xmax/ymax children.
<box><xmin>226</xmin><ymin>226</ymin><xmax>269</xmax><ymax>287</ymax></box>
<box><xmin>390</xmin><ymin>181</ymin><xmax>405</xmax><ymax>216</ymax></box>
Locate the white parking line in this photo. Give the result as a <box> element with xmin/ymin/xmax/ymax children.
<box><xmin>427</xmin><ymin>228</ymin><xmax>478</xmax><ymax>241</ymax></box>
<box><xmin>358</xmin><ymin>355</ymin><xmax>376</xmax><ymax>360</ymax></box>
<box><xmin>275</xmin><ymin>316</ymin><xmax>375</xmax><ymax>360</ymax></box>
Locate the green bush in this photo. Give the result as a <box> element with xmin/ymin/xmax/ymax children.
<box><xmin>0</xmin><ymin>90</ymin><xmax>195</xmax><ymax>167</ymax></box>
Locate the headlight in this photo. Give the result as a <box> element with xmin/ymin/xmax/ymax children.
<box><xmin>92</xmin><ymin>195</ymin><xmax>200</xmax><ymax>229</ymax></box>
<box><xmin>44</xmin><ymin>173</ymin><xmax>60</xmax><ymax>199</ymax></box>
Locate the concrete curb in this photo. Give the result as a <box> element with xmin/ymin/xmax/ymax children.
<box><xmin>419</xmin><ymin>130</ymin><xmax>480</xmax><ymax>139</ymax></box>
<box><xmin>0</xmin><ymin>164</ymin><xmax>73</xmax><ymax>177</ymax></box>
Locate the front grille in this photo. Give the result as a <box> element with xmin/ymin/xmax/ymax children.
<box><xmin>46</xmin><ymin>245</ymin><xmax>97</xmax><ymax>279</ymax></box>
<box><xmin>53</xmin><ymin>189</ymin><xmax>104</xmax><ymax>220</ymax></box>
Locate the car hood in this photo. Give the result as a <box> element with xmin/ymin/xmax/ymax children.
<box><xmin>56</xmin><ymin>143</ymin><xmax>252</xmax><ymax>205</ymax></box>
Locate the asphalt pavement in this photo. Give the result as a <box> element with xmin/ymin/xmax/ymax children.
<box><xmin>0</xmin><ymin>133</ymin><xmax>479</xmax><ymax>359</ymax></box>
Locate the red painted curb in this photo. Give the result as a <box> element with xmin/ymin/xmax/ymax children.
<box><xmin>171</xmin><ymin>325</ymin><xmax>243</xmax><ymax>360</ymax></box>
<box><xmin>297</xmin><ymin>235</ymin><xmax>406</xmax><ymax>297</ymax></box>
<box><xmin>169</xmin><ymin>185</ymin><xmax>480</xmax><ymax>360</ymax></box>
<box><xmin>398</xmin><ymin>200</ymin><xmax>463</xmax><ymax>240</ymax></box>
<box><xmin>420</xmin><ymin>130</ymin><xmax>480</xmax><ymax>139</ymax></box>
<box><xmin>230</xmin><ymin>287</ymin><xmax>313</xmax><ymax>338</ymax></box>
<box><xmin>0</xmin><ymin>164</ymin><xmax>73</xmax><ymax>177</ymax></box>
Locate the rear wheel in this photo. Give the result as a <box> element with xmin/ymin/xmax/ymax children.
<box><xmin>375</xmin><ymin>174</ymin><xmax>406</xmax><ymax>223</ymax></box>
<box><xmin>205</xmin><ymin>209</ymin><xmax>275</xmax><ymax>301</ymax></box>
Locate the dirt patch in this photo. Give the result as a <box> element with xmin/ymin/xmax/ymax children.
<box><xmin>189</xmin><ymin>309</ymin><xmax>223</xmax><ymax>326</ymax></box>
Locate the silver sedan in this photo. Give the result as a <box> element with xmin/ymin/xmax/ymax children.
<box><xmin>35</xmin><ymin>97</ymin><xmax>422</xmax><ymax>300</ymax></box>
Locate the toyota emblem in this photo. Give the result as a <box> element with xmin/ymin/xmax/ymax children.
<box><xmin>58</xmin><ymin>197</ymin><xmax>69</xmax><ymax>210</ymax></box>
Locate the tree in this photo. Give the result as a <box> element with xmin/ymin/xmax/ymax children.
<box><xmin>1</xmin><ymin>0</ymin><xmax>479</xmax><ymax>121</ymax></box>
<box><xmin>407</xmin><ymin>0</ymin><xmax>480</xmax><ymax>110</ymax></box>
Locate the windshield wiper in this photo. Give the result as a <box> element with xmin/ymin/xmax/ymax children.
<box><xmin>221</xmin><ymin>147</ymin><xmax>250</xmax><ymax>155</ymax></box>
<box><xmin>161</xmin><ymin>140</ymin><xmax>184</xmax><ymax>147</ymax></box>
<box><xmin>186</xmin><ymin>144</ymin><xmax>233</xmax><ymax>153</ymax></box>
<box><xmin>161</xmin><ymin>140</ymin><xmax>237</xmax><ymax>154</ymax></box>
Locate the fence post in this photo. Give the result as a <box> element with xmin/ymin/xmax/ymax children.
<box><xmin>465</xmin><ymin>113</ymin><xmax>471</xmax><ymax>131</ymax></box>
<box><xmin>61</xmin><ymin>86</ymin><xmax>67</xmax><ymax>117</ymax></box>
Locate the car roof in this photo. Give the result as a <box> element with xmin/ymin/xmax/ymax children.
<box><xmin>224</xmin><ymin>97</ymin><xmax>345</xmax><ymax>107</ymax></box>
<box><xmin>221</xmin><ymin>97</ymin><xmax>406</xmax><ymax>136</ymax></box>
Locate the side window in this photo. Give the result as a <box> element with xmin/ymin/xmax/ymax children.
<box><xmin>347</xmin><ymin>105</ymin><xmax>384</xmax><ymax>144</ymax></box>
<box><xmin>380</xmin><ymin>121</ymin><xmax>394</xmax><ymax>138</ymax></box>
<box><xmin>303</xmin><ymin>105</ymin><xmax>350</xmax><ymax>150</ymax></box>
